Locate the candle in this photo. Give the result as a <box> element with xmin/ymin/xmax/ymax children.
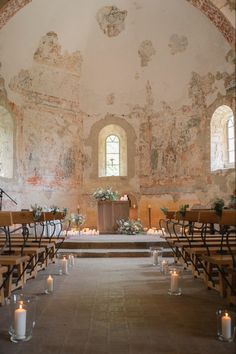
<box><xmin>47</xmin><ymin>275</ymin><xmax>53</xmax><ymax>293</ymax></box>
<box><xmin>14</xmin><ymin>302</ymin><xmax>27</xmax><ymax>339</ymax></box>
<box><xmin>170</xmin><ymin>270</ymin><xmax>179</xmax><ymax>292</ymax></box>
<box><xmin>77</xmin><ymin>204</ymin><xmax>80</xmax><ymax>213</ymax></box>
<box><xmin>222</xmin><ymin>312</ymin><xmax>231</xmax><ymax>340</ymax></box>
<box><xmin>62</xmin><ymin>257</ymin><xmax>68</xmax><ymax>274</ymax></box>
<box><xmin>69</xmin><ymin>254</ymin><xmax>75</xmax><ymax>267</ymax></box>
<box><xmin>148</xmin><ymin>205</ymin><xmax>152</xmax><ymax>228</ymax></box>
<box><xmin>161</xmin><ymin>260</ymin><xmax>168</xmax><ymax>274</ymax></box>
<box><xmin>153</xmin><ymin>250</ymin><xmax>158</xmax><ymax>265</ymax></box>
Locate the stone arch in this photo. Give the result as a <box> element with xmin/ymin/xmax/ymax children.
<box><xmin>210</xmin><ymin>105</ymin><xmax>235</xmax><ymax>171</ymax></box>
<box><xmin>86</xmin><ymin>115</ymin><xmax>136</xmax><ymax>180</ymax></box>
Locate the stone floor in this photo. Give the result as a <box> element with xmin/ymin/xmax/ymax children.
<box><xmin>0</xmin><ymin>258</ymin><xmax>235</xmax><ymax>354</ymax></box>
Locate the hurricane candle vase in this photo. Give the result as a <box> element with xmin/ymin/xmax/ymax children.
<box><xmin>216</xmin><ymin>309</ymin><xmax>236</xmax><ymax>342</ymax></box>
<box><xmin>152</xmin><ymin>249</ymin><xmax>162</xmax><ymax>266</ymax></box>
<box><xmin>168</xmin><ymin>268</ymin><xmax>182</xmax><ymax>296</ymax></box>
<box><xmin>8</xmin><ymin>294</ymin><xmax>37</xmax><ymax>343</ymax></box>
<box><xmin>45</xmin><ymin>275</ymin><xmax>54</xmax><ymax>294</ymax></box>
<box><xmin>161</xmin><ymin>259</ymin><xmax>169</xmax><ymax>275</ymax></box>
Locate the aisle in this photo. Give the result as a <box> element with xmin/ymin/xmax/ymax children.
<box><xmin>0</xmin><ymin>258</ymin><xmax>234</xmax><ymax>354</ymax></box>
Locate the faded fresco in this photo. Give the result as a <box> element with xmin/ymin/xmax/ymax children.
<box><xmin>0</xmin><ymin>0</ymin><xmax>235</xmax><ymax>226</ymax></box>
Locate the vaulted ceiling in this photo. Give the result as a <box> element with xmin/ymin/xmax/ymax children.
<box><xmin>0</xmin><ymin>0</ymin><xmax>235</xmax><ymax>40</ymax></box>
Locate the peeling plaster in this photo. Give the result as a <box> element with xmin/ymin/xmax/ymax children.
<box><xmin>96</xmin><ymin>6</ymin><xmax>127</xmax><ymax>37</ymax></box>
<box><xmin>138</xmin><ymin>40</ymin><xmax>156</xmax><ymax>67</ymax></box>
<box><xmin>168</xmin><ymin>34</ymin><xmax>188</xmax><ymax>55</ymax></box>
<box><xmin>34</xmin><ymin>32</ymin><xmax>82</xmax><ymax>74</ymax></box>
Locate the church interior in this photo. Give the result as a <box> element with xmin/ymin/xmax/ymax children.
<box><xmin>0</xmin><ymin>0</ymin><xmax>235</xmax><ymax>353</ymax></box>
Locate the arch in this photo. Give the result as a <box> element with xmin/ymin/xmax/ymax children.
<box><xmin>0</xmin><ymin>0</ymin><xmax>235</xmax><ymax>47</ymax></box>
<box><xmin>86</xmin><ymin>115</ymin><xmax>136</xmax><ymax>180</ymax></box>
<box><xmin>210</xmin><ymin>105</ymin><xmax>235</xmax><ymax>171</ymax></box>
<box><xmin>0</xmin><ymin>105</ymin><xmax>14</xmax><ymax>178</ymax></box>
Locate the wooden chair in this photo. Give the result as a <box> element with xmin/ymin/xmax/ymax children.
<box><xmin>0</xmin><ymin>212</ymin><xmax>29</xmax><ymax>299</ymax></box>
<box><xmin>201</xmin><ymin>210</ymin><xmax>236</xmax><ymax>300</ymax></box>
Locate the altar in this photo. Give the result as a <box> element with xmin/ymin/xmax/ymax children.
<box><xmin>97</xmin><ymin>200</ymin><xmax>129</xmax><ymax>234</ymax></box>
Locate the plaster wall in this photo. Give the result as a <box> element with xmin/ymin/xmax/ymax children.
<box><xmin>0</xmin><ymin>0</ymin><xmax>235</xmax><ymax>227</ymax></box>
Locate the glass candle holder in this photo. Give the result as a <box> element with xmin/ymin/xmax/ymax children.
<box><xmin>161</xmin><ymin>259</ymin><xmax>169</xmax><ymax>275</ymax></box>
<box><xmin>152</xmin><ymin>249</ymin><xmax>163</xmax><ymax>266</ymax></box>
<box><xmin>45</xmin><ymin>274</ymin><xmax>54</xmax><ymax>294</ymax></box>
<box><xmin>68</xmin><ymin>254</ymin><xmax>75</xmax><ymax>268</ymax></box>
<box><xmin>61</xmin><ymin>256</ymin><xmax>69</xmax><ymax>275</ymax></box>
<box><xmin>8</xmin><ymin>294</ymin><xmax>37</xmax><ymax>343</ymax></box>
<box><xmin>216</xmin><ymin>309</ymin><xmax>236</xmax><ymax>342</ymax></box>
<box><xmin>168</xmin><ymin>267</ymin><xmax>182</xmax><ymax>296</ymax></box>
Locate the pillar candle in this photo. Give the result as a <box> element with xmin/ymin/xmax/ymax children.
<box><xmin>14</xmin><ymin>303</ymin><xmax>27</xmax><ymax>339</ymax></box>
<box><xmin>47</xmin><ymin>275</ymin><xmax>53</xmax><ymax>292</ymax></box>
<box><xmin>170</xmin><ymin>270</ymin><xmax>179</xmax><ymax>292</ymax></box>
<box><xmin>153</xmin><ymin>250</ymin><xmax>158</xmax><ymax>265</ymax></box>
<box><xmin>62</xmin><ymin>257</ymin><xmax>68</xmax><ymax>274</ymax></box>
<box><xmin>222</xmin><ymin>313</ymin><xmax>231</xmax><ymax>340</ymax></box>
<box><xmin>161</xmin><ymin>260</ymin><xmax>168</xmax><ymax>273</ymax></box>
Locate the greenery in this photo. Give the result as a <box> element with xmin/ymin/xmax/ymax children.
<box><xmin>31</xmin><ymin>204</ymin><xmax>43</xmax><ymax>221</ymax></box>
<box><xmin>92</xmin><ymin>187</ymin><xmax>119</xmax><ymax>201</ymax></box>
<box><xmin>49</xmin><ymin>205</ymin><xmax>60</xmax><ymax>214</ymax></box>
<box><xmin>160</xmin><ymin>207</ymin><xmax>168</xmax><ymax>215</ymax></box>
<box><xmin>211</xmin><ymin>198</ymin><xmax>225</xmax><ymax>216</ymax></box>
<box><xmin>178</xmin><ymin>204</ymin><xmax>189</xmax><ymax>217</ymax></box>
<box><xmin>229</xmin><ymin>191</ymin><xmax>236</xmax><ymax>209</ymax></box>
<box><xmin>117</xmin><ymin>218</ymin><xmax>143</xmax><ymax>235</ymax></box>
<box><xmin>68</xmin><ymin>213</ymin><xmax>86</xmax><ymax>227</ymax></box>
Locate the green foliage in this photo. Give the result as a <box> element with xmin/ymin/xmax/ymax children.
<box><xmin>178</xmin><ymin>204</ymin><xmax>189</xmax><ymax>216</ymax></box>
<box><xmin>160</xmin><ymin>207</ymin><xmax>168</xmax><ymax>215</ymax></box>
<box><xmin>49</xmin><ymin>205</ymin><xmax>60</xmax><ymax>214</ymax></box>
<box><xmin>93</xmin><ymin>187</ymin><xmax>119</xmax><ymax>201</ymax></box>
<box><xmin>68</xmin><ymin>213</ymin><xmax>86</xmax><ymax>226</ymax></box>
<box><xmin>117</xmin><ymin>219</ymin><xmax>144</xmax><ymax>235</ymax></box>
<box><xmin>31</xmin><ymin>204</ymin><xmax>43</xmax><ymax>221</ymax></box>
<box><xmin>211</xmin><ymin>198</ymin><xmax>225</xmax><ymax>216</ymax></box>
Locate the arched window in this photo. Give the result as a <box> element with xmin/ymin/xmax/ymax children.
<box><xmin>0</xmin><ymin>106</ymin><xmax>14</xmax><ymax>178</ymax></box>
<box><xmin>227</xmin><ymin>118</ymin><xmax>235</xmax><ymax>164</ymax></box>
<box><xmin>98</xmin><ymin>124</ymin><xmax>127</xmax><ymax>177</ymax></box>
<box><xmin>211</xmin><ymin>105</ymin><xmax>235</xmax><ymax>171</ymax></box>
<box><xmin>105</xmin><ymin>135</ymin><xmax>120</xmax><ymax>176</ymax></box>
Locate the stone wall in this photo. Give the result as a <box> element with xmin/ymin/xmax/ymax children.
<box><xmin>0</xmin><ymin>0</ymin><xmax>235</xmax><ymax>227</ymax></box>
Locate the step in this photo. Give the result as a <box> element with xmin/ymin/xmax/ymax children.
<box><xmin>62</xmin><ymin>241</ymin><xmax>168</xmax><ymax>250</ymax></box>
<box><xmin>59</xmin><ymin>248</ymin><xmax>174</xmax><ymax>258</ymax></box>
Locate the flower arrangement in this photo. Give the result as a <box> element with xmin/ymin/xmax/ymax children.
<box><xmin>68</xmin><ymin>213</ymin><xmax>86</xmax><ymax>227</ymax></box>
<box><xmin>92</xmin><ymin>187</ymin><xmax>119</xmax><ymax>201</ymax></box>
<box><xmin>211</xmin><ymin>198</ymin><xmax>225</xmax><ymax>216</ymax></box>
<box><xmin>117</xmin><ymin>218</ymin><xmax>143</xmax><ymax>235</ymax></box>
<box><xmin>49</xmin><ymin>205</ymin><xmax>60</xmax><ymax>214</ymax></box>
<box><xmin>31</xmin><ymin>204</ymin><xmax>43</xmax><ymax>221</ymax></box>
<box><xmin>178</xmin><ymin>204</ymin><xmax>189</xmax><ymax>217</ymax></box>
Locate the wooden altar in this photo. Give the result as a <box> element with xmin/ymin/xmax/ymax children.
<box><xmin>97</xmin><ymin>200</ymin><xmax>130</xmax><ymax>234</ymax></box>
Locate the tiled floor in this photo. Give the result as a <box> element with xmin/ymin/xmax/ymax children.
<box><xmin>0</xmin><ymin>258</ymin><xmax>235</xmax><ymax>354</ymax></box>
